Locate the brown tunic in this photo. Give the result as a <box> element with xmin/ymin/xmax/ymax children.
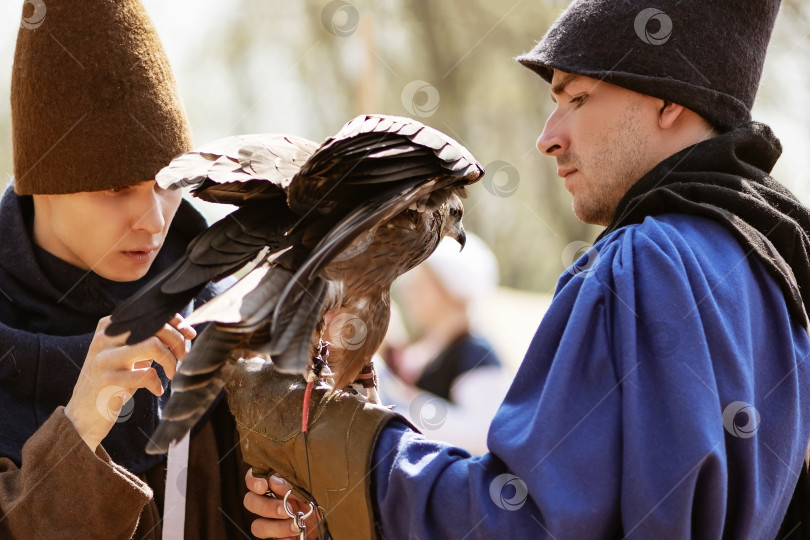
<box><xmin>0</xmin><ymin>402</ymin><xmax>252</xmax><ymax>539</ymax></box>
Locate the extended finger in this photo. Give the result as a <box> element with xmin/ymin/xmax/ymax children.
<box><xmin>128</xmin><ymin>365</ymin><xmax>164</xmax><ymax>396</ymax></box>
<box><xmin>168</xmin><ymin>314</ymin><xmax>197</xmax><ymax>341</ymax></box>
<box><xmin>95</xmin><ymin>316</ymin><xmax>111</xmax><ymax>331</ymax></box>
<box><xmin>130</xmin><ymin>336</ymin><xmax>179</xmax><ymax>379</ymax></box>
<box><xmin>154</xmin><ymin>323</ymin><xmax>189</xmax><ymax>362</ymax></box>
<box><xmin>93</xmin><ymin>316</ymin><xmax>131</xmax><ymax>347</ymax></box>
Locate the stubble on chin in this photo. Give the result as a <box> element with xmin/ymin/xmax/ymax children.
<box><xmin>572</xmin><ymin>104</ymin><xmax>653</xmax><ymax>227</ymax></box>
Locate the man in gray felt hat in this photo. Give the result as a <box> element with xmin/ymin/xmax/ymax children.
<box><xmin>240</xmin><ymin>1</ymin><xmax>810</xmax><ymax>538</ymax></box>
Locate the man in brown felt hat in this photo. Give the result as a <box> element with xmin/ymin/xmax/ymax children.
<box><xmin>0</xmin><ymin>0</ymin><xmax>259</xmax><ymax>537</ymax></box>
<box><xmin>240</xmin><ymin>1</ymin><xmax>810</xmax><ymax>538</ymax></box>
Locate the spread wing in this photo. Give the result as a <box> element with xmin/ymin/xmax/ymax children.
<box><xmin>107</xmin><ymin>115</ymin><xmax>484</xmax><ymax>454</ymax></box>
<box><xmin>273</xmin><ymin>114</ymin><xmax>481</xmax><ymax>325</ymax></box>
<box><xmin>157</xmin><ymin>134</ymin><xmax>318</xmax><ymax>205</ymax></box>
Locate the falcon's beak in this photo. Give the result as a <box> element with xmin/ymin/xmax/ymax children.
<box><xmin>454</xmin><ymin>228</ymin><xmax>466</xmax><ymax>251</ymax></box>
<box><xmin>445</xmin><ymin>192</ymin><xmax>466</xmax><ymax>250</ymax></box>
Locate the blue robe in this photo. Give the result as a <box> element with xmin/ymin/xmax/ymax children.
<box><xmin>372</xmin><ymin>214</ymin><xmax>810</xmax><ymax>538</ymax></box>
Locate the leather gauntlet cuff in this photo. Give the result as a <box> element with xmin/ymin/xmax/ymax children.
<box><xmin>227</xmin><ymin>358</ymin><xmax>410</xmax><ymax>540</ymax></box>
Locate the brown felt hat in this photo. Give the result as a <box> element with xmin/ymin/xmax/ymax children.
<box><xmin>11</xmin><ymin>0</ymin><xmax>193</xmax><ymax>195</ymax></box>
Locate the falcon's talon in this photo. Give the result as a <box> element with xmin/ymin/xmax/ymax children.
<box><xmin>308</xmin><ymin>340</ymin><xmax>333</xmax><ymax>383</ymax></box>
<box><xmin>353</xmin><ymin>364</ymin><xmax>377</xmax><ymax>389</ymax></box>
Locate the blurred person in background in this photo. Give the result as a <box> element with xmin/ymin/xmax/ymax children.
<box><xmin>379</xmin><ymin>233</ymin><xmax>509</xmax><ymax>454</ymax></box>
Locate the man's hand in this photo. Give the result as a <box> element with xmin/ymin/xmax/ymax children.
<box><xmin>65</xmin><ymin>314</ymin><xmax>196</xmax><ymax>451</ymax></box>
<box><xmin>244</xmin><ymin>469</ymin><xmax>320</xmax><ymax>539</ymax></box>
<box><xmin>227</xmin><ymin>357</ymin><xmax>404</xmax><ymax>540</ymax></box>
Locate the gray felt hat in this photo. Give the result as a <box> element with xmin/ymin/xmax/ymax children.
<box><xmin>517</xmin><ymin>0</ymin><xmax>781</xmax><ymax>131</ymax></box>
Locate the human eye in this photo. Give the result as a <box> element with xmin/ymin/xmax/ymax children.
<box><xmin>108</xmin><ymin>185</ymin><xmax>132</xmax><ymax>194</ymax></box>
<box><xmin>570</xmin><ymin>94</ymin><xmax>588</xmax><ymax>106</ymax></box>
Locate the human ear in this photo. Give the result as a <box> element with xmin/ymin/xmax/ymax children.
<box><xmin>658</xmin><ymin>100</ymin><xmax>687</xmax><ymax>130</ymax></box>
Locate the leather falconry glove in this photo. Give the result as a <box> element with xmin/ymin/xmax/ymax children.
<box><xmin>226</xmin><ymin>357</ymin><xmax>409</xmax><ymax>540</ymax></box>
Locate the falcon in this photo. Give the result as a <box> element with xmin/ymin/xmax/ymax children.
<box><xmin>106</xmin><ymin>114</ymin><xmax>483</xmax><ymax>453</ymax></box>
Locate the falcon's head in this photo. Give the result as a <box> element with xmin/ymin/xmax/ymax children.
<box><xmin>441</xmin><ymin>191</ymin><xmax>466</xmax><ymax>250</ymax></box>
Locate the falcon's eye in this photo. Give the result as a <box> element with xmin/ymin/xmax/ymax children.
<box><xmin>449</xmin><ymin>206</ymin><xmax>463</xmax><ymax>219</ymax></box>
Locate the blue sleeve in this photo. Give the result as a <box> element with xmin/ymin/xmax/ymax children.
<box><xmin>372</xmin><ymin>216</ymin><xmax>810</xmax><ymax>539</ymax></box>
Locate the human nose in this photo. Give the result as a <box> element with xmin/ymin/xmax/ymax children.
<box><xmin>536</xmin><ymin>108</ymin><xmax>569</xmax><ymax>157</ymax></box>
<box><xmin>132</xmin><ymin>189</ymin><xmax>166</xmax><ymax>234</ymax></box>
